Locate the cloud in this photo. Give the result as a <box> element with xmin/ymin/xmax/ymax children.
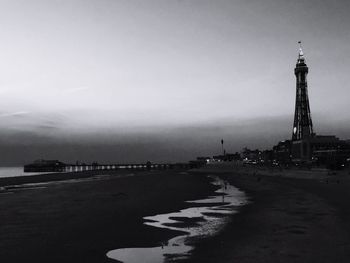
<box><xmin>0</xmin><ymin>111</ymin><xmax>30</xmax><ymax>118</ymax></box>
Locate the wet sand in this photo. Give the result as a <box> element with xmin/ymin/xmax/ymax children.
<box><xmin>3</xmin><ymin>164</ymin><xmax>350</xmax><ymax>263</ymax></box>
<box><xmin>0</xmin><ymin>169</ymin><xmax>216</xmax><ymax>263</ymax></box>
<box><xmin>106</xmin><ymin>175</ymin><xmax>247</xmax><ymax>262</ymax></box>
<box><xmin>185</xmin><ymin>163</ymin><xmax>350</xmax><ymax>263</ymax></box>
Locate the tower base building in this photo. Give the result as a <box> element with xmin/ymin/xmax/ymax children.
<box><xmin>288</xmin><ymin>43</ymin><xmax>350</xmax><ymax>168</ymax></box>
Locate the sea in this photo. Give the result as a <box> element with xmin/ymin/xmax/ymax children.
<box><xmin>0</xmin><ymin>167</ymin><xmax>46</xmax><ymax>178</ymax></box>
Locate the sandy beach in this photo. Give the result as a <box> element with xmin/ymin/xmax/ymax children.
<box><xmin>0</xmin><ymin>169</ymin><xmax>216</xmax><ymax>263</ymax></box>
<box><xmin>2</xmin><ymin>164</ymin><xmax>350</xmax><ymax>262</ymax></box>
<box><xmin>185</xmin><ymin>163</ymin><xmax>350</xmax><ymax>263</ymax></box>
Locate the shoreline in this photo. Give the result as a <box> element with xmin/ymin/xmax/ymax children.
<box><xmin>0</xmin><ymin>169</ymin><xmax>217</xmax><ymax>263</ymax></box>
<box><xmin>0</xmin><ymin>168</ymin><xmax>165</xmax><ymax>187</ymax></box>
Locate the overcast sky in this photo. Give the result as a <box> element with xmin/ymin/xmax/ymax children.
<box><xmin>0</xmin><ymin>0</ymin><xmax>349</xmax><ymax>164</ymax></box>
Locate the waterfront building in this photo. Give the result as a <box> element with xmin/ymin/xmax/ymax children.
<box><xmin>24</xmin><ymin>159</ymin><xmax>66</xmax><ymax>172</ymax></box>
<box><xmin>272</xmin><ymin>140</ymin><xmax>292</xmax><ymax>164</ymax></box>
<box><xmin>240</xmin><ymin>147</ymin><xmax>262</xmax><ymax>163</ymax></box>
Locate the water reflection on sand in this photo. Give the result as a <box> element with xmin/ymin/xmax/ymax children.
<box><xmin>106</xmin><ymin>176</ymin><xmax>248</xmax><ymax>263</ymax></box>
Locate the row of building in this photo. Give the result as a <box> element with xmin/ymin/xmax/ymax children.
<box><xmin>204</xmin><ymin>136</ymin><xmax>350</xmax><ymax>169</ymax></box>
<box><xmin>268</xmin><ymin>136</ymin><xmax>350</xmax><ymax>168</ymax></box>
<box><xmin>208</xmin><ymin>43</ymin><xmax>350</xmax><ymax>169</ymax></box>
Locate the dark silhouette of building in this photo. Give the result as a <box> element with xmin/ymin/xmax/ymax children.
<box><xmin>212</xmin><ymin>152</ymin><xmax>241</xmax><ymax>162</ymax></box>
<box><xmin>240</xmin><ymin>147</ymin><xmax>263</xmax><ymax>164</ymax></box>
<box><xmin>273</xmin><ymin>140</ymin><xmax>292</xmax><ymax>164</ymax></box>
<box><xmin>311</xmin><ymin>136</ymin><xmax>350</xmax><ymax>168</ymax></box>
<box><xmin>24</xmin><ymin>159</ymin><xmax>66</xmax><ymax>172</ymax></box>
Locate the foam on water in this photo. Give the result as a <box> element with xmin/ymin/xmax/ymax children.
<box><xmin>106</xmin><ymin>176</ymin><xmax>248</xmax><ymax>262</ymax></box>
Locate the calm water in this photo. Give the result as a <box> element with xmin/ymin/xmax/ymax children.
<box><xmin>0</xmin><ymin>167</ymin><xmax>48</xmax><ymax>178</ymax></box>
<box><xmin>106</xmin><ymin>176</ymin><xmax>248</xmax><ymax>263</ymax></box>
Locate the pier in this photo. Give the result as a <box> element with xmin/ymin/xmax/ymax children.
<box><xmin>23</xmin><ymin>160</ymin><xmax>202</xmax><ymax>173</ymax></box>
<box><xmin>63</xmin><ymin>163</ymin><xmax>177</xmax><ymax>173</ymax></box>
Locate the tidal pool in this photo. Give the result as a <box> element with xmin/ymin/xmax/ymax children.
<box><xmin>106</xmin><ymin>176</ymin><xmax>248</xmax><ymax>262</ymax></box>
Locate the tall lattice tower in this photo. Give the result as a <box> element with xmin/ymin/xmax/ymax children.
<box><xmin>292</xmin><ymin>42</ymin><xmax>314</xmax><ymax>141</ymax></box>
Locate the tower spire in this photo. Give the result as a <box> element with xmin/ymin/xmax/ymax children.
<box><xmin>298</xmin><ymin>41</ymin><xmax>305</xmax><ymax>61</ymax></box>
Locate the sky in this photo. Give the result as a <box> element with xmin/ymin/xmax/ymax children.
<box><xmin>0</xmin><ymin>0</ymin><xmax>350</xmax><ymax>165</ymax></box>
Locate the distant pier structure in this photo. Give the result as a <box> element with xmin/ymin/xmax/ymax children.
<box><xmin>24</xmin><ymin>160</ymin><xmax>203</xmax><ymax>173</ymax></box>
<box><xmin>63</xmin><ymin>162</ymin><xmax>174</xmax><ymax>172</ymax></box>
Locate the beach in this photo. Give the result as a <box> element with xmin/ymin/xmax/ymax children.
<box><xmin>185</xmin><ymin>163</ymin><xmax>350</xmax><ymax>262</ymax></box>
<box><xmin>2</xmin><ymin>164</ymin><xmax>350</xmax><ymax>262</ymax></box>
<box><xmin>0</xmin><ymin>169</ymin><xmax>216</xmax><ymax>263</ymax></box>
